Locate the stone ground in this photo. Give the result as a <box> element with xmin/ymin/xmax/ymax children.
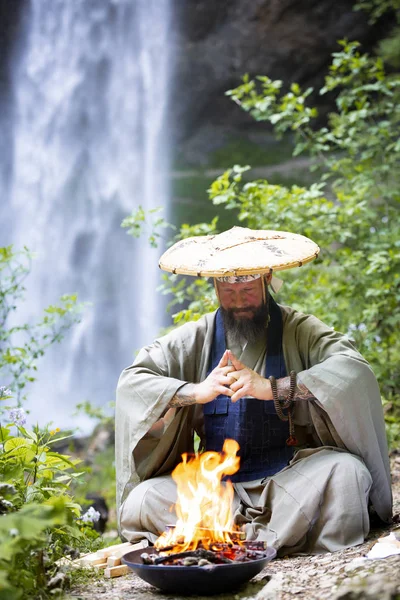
<box><xmin>70</xmin><ymin>454</ymin><xmax>400</xmax><ymax>600</ymax></box>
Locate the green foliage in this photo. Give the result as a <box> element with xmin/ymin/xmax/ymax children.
<box><xmin>0</xmin><ymin>422</ymin><xmax>82</xmax><ymax>508</ymax></box>
<box><xmin>74</xmin><ymin>400</ymin><xmax>114</xmax><ymax>427</ymax></box>
<box><xmin>0</xmin><ymin>399</ymin><xmax>102</xmax><ymax>597</ymax></box>
<box><xmin>0</xmin><ymin>246</ymin><xmax>84</xmax><ymax>404</ymax></box>
<box><xmin>355</xmin><ymin>1</ymin><xmax>400</xmax><ymax>67</ymax></box>
<box><xmin>172</xmin><ymin>216</ymin><xmax>220</xmax><ymax>241</ymax></box>
<box><xmin>160</xmin><ymin>274</ymin><xmax>217</xmax><ymax>326</ymax></box>
<box><xmin>354</xmin><ymin>0</ymin><xmax>400</xmax><ymax>24</ymax></box>
<box><xmin>121</xmin><ymin>205</ymin><xmax>175</xmax><ymax>247</ymax></box>
<box><xmin>378</xmin><ymin>26</ymin><xmax>400</xmax><ymax>67</ymax></box>
<box><xmin>0</xmin><ymin>499</ymin><xmax>72</xmax><ymax>599</ymax></box>
<box><xmin>0</xmin><ymin>248</ymin><xmax>104</xmax><ymax>597</ymax></box>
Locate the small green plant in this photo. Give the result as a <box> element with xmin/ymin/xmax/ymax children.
<box><xmin>0</xmin><ymin>246</ymin><xmax>84</xmax><ymax>405</ymax></box>
<box><xmin>0</xmin><ymin>388</ymin><xmax>103</xmax><ymax>598</ymax></box>
<box><xmin>121</xmin><ymin>205</ymin><xmax>175</xmax><ymax>248</ymax></box>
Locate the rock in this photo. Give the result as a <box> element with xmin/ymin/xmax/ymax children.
<box><xmin>254</xmin><ymin>572</ymin><xmax>284</xmax><ymax>599</ymax></box>
<box><xmin>344</xmin><ymin>557</ymin><xmax>369</xmax><ymax>572</ymax></box>
<box><xmin>47</xmin><ymin>572</ymin><xmax>67</xmax><ymax>590</ymax></box>
<box><xmin>170</xmin><ymin>0</ymin><xmax>393</xmax><ymax>164</ymax></box>
<box><xmin>332</xmin><ymin>572</ymin><xmax>399</xmax><ymax>600</ymax></box>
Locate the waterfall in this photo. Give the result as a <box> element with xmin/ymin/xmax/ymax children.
<box><xmin>1</xmin><ymin>0</ymin><xmax>172</xmax><ymax>431</ymax></box>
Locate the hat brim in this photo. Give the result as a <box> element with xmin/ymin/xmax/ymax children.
<box><xmin>159</xmin><ymin>227</ymin><xmax>320</xmax><ymax>277</ymax></box>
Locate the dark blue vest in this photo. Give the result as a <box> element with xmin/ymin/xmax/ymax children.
<box><xmin>203</xmin><ymin>298</ymin><xmax>294</xmax><ymax>482</ymax></box>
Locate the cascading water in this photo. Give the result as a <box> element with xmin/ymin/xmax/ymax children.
<box><xmin>1</xmin><ymin>0</ymin><xmax>172</xmax><ymax>430</ymax></box>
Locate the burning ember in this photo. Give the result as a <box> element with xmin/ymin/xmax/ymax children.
<box><xmin>155</xmin><ymin>438</ymin><xmax>241</xmax><ymax>554</ymax></box>
<box><xmin>140</xmin><ymin>540</ymin><xmax>268</xmax><ymax>567</ymax></box>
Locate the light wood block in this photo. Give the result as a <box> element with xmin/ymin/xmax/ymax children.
<box><xmin>106</xmin><ymin>555</ymin><xmax>121</xmax><ymax>567</ymax></box>
<box><xmin>104</xmin><ymin>564</ymin><xmax>130</xmax><ymax>578</ymax></box>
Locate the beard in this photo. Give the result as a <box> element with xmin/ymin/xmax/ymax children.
<box><xmin>221</xmin><ymin>302</ymin><xmax>270</xmax><ymax>346</ymax></box>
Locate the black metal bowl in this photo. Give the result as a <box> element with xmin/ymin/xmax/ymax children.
<box><xmin>122</xmin><ymin>546</ymin><xmax>277</xmax><ymax>595</ymax></box>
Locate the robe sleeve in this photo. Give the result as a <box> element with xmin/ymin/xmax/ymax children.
<box><xmin>115</xmin><ymin>312</ymin><xmax>215</xmax><ymax>517</ymax></box>
<box><xmin>282</xmin><ymin>307</ymin><xmax>392</xmax><ymax>522</ymax></box>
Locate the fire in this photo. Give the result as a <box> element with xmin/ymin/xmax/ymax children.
<box><xmin>155</xmin><ymin>439</ymin><xmax>241</xmax><ymax>553</ymax></box>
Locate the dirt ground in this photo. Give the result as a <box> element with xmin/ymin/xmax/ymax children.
<box><xmin>69</xmin><ymin>453</ymin><xmax>400</xmax><ymax>600</ymax></box>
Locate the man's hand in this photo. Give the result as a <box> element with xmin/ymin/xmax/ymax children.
<box><xmin>169</xmin><ymin>350</ymin><xmax>235</xmax><ymax>407</ymax></box>
<box><xmin>194</xmin><ymin>349</ymin><xmax>236</xmax><ymax>404</ymax></box>
<box><xmin>227</xmin><ymin>350</ymin><xmax>273</xmax><ymax>403</ymax></box>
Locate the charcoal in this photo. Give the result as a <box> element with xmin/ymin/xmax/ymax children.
<box><xmin>244</xmin><ymin>540</ymin><xmax>268</xmax><ymax>551</ymax></box>
<box><xmin>153</xmin><ymin>548</ymin><xmax>234</xmax><ymax>565</ymax></box>
<box><xmin>183</xmin><ymin>557</ymin><xmax>200</xmax><ymax>566</ymax></box>
<box><xmin>140</xmin><ymin>552</ymin><xmax>160</xmax><ymax>565</ymax></box>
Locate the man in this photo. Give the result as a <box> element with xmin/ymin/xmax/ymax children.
<box><xmin>115</xmin><ymin>227</ymin><xmax>392</xmax><ymax>555</ymax></box>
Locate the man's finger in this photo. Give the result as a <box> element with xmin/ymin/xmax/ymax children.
<box><xmin>221</xmin><ymin>366</ymin><xmax>235</xmax><ymax>376</ymax></box>
<box><xmin>222</xmin><ymin>371</ymin><xmax>235</xmax><ymax>383</ymax></box>
<box><xmin>218</xmin><ymin>385</ymin><xmax>233</xmax><ymax>396</ymax></box>
<box><xmin>227</xmin><ymin>350</ymin><xmax>245</xmax><ymax>370</ymax></box>
<box><xmin>217</xmin><ymin>349</ymin><xmax>229</xmax><ymax>368</ymax></box>
<box><xmin>229</xmin><ymin>379</ymin><xmax>242</xmax><ymax>392</ymax></box>
<box><xmin>230</xmin><ymin>388</ymin><xmax>245</xmax><ymax>403</ymax></box>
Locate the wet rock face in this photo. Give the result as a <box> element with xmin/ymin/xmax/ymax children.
<box><xmin>171</xmin><ymin>0</ymin><xmax>391</xmax><ymax>157</ymax></box>
<box><xmin>0</xmin><ymin>0</ymin><xmax>27</xmax><ymax>199</ymax></box>
<box><xmin>0</xmin><ymin>0</ymin><xmax>391</xmax><ymax>164</ymax></box>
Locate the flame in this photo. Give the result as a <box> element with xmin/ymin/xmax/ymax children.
<box><xmin>155</xmin><ymin>439</ymin><xmax>241</xmax><ymax>552</ymax></box>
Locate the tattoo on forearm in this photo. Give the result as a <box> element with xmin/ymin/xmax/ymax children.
<box><xmin>276</xmin><ymin>377</ymin><xmax>316</xmax><ymax>402</ymax></box>
<box><xmin>295</xmin><ymin>382</ymin><xmax>316</xmax><ymax>401</ymax></box>
<box><xmin>169</xmin><ymin>384</ymin><xmax>197</xmax><ymax>407</ymax></box>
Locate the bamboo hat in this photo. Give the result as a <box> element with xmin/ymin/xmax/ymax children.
<box><xmin>158</xmin><ymin>226</ymin><xmax>320</xmax><ymax>278</ymax></box>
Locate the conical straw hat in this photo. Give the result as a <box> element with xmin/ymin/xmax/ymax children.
<box><xmin>159</xmin><ymin>226</ymin><xmax>320</xmax><ymax>277</ymax></box>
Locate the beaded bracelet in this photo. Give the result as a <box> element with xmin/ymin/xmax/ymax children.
<box><xmin>269</xmin><ymin>370</ymin><xmax>298</xmax><ymax>447</ymax></box>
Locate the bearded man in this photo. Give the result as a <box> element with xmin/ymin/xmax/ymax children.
<box><xmin>115</xmin><ymin>227</ymin><xmax>392</xmax><ymax>555</ymax></box>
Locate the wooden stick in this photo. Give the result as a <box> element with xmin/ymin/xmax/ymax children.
<box><xmin>96</xmin><ymin>541</ymin><xmax>133</xmax><ymax>559</ymax></box>
<box><xmin>104</xmin><ymin>564</ymin><xmax>130</xmax><ymax>578</ymax></box>
<box><xmin>104</xmin><ymin>546</ymin><xmax>134</xmax><ymax>560</ymax></box>
<box><xmin>80</xmin><ymin>555</ymin><xmax>109</xmax><ymax>567</ymax></box>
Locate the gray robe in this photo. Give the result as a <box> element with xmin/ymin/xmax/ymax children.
<box><xmin>115</xmin><ymin>305</ymin><xmax>392</xmax><ymax>535</ymax></box>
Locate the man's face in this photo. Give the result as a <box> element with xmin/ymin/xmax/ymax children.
<box><xmin>217</xmin><ymin>278</ymin><xmax>264</xmax><ymax>319</ymax></box>
<box><xmin>217</xmin><ymin>277</ymin><xmax>269</xmax><ymax>344</ymax></box>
